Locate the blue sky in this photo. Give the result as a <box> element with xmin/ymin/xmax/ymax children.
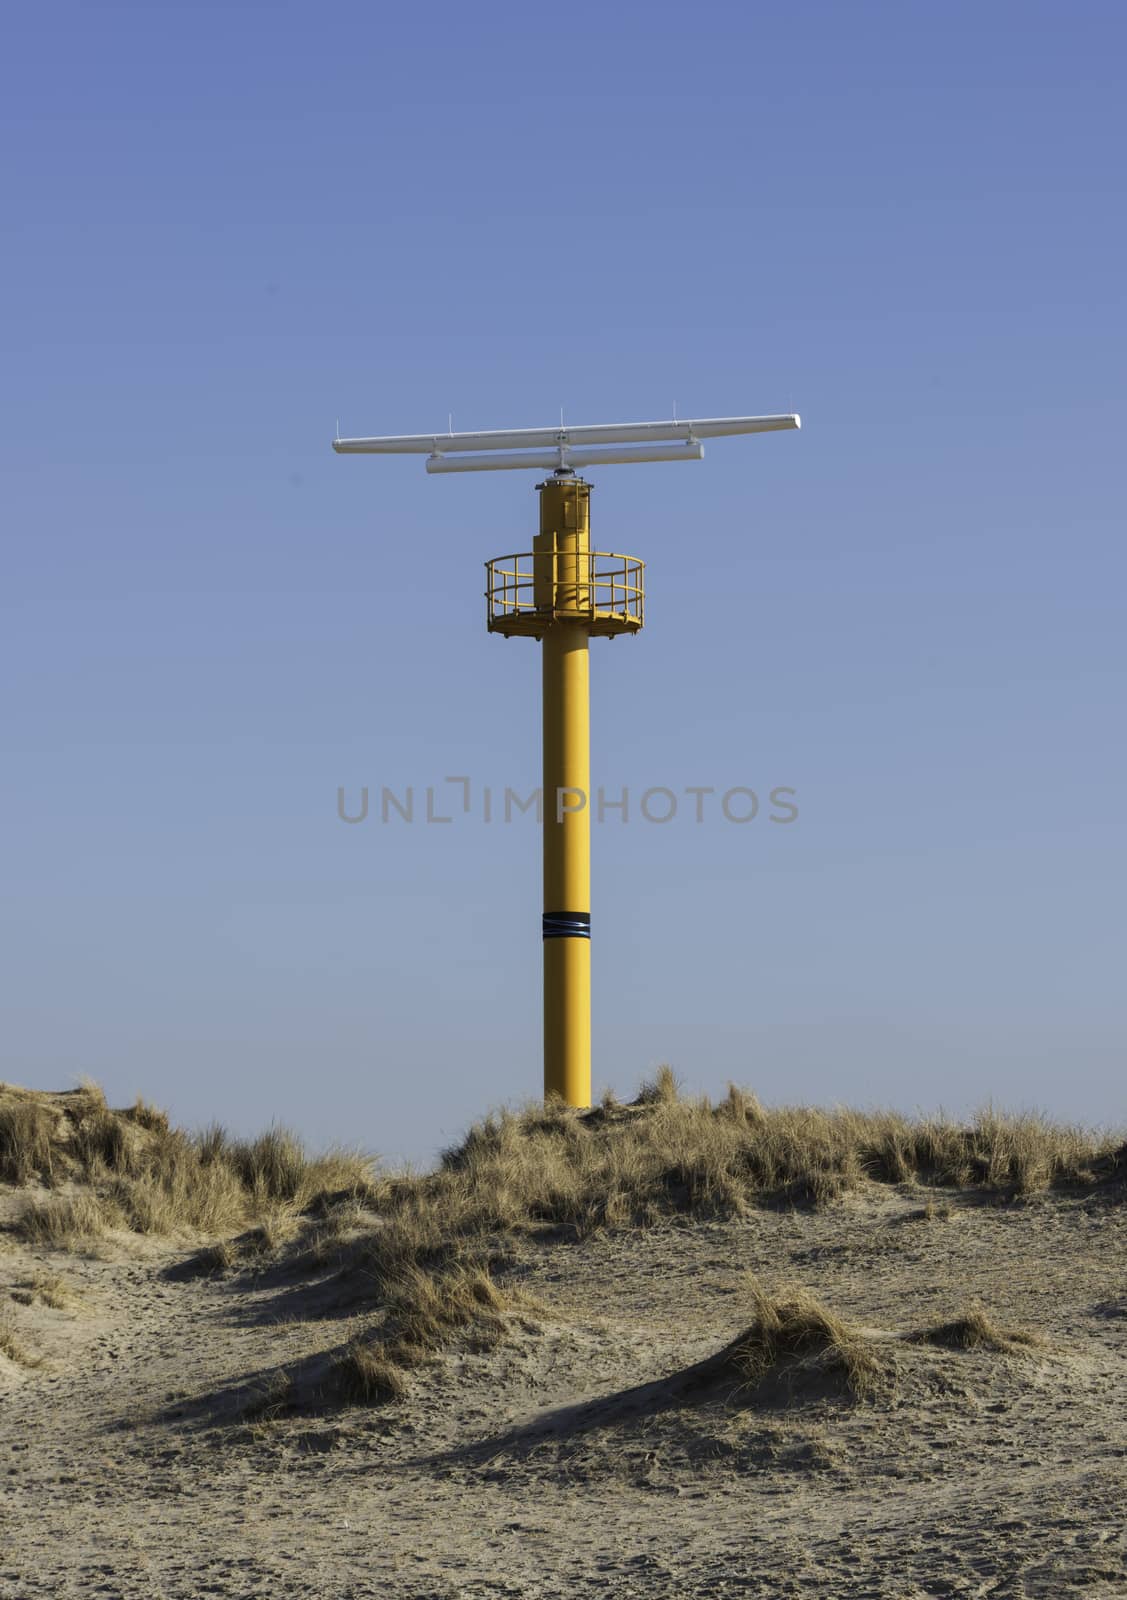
<box><xmin>3</xmin><ymin>1</ymin><xmax>1124</xmax><ymax>1161</ymax></box>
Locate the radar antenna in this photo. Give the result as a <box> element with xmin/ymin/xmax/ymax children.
<box><xmin>333</xmin><ymin>411</ymin><xmax>799</xmax><ymax>473</ymax></box>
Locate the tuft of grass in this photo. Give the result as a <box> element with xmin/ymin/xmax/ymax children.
<box><xmin>324</xmin><ymin>1244</ymin><xmax>525</xmax><ymax>1407</ymax></box>
<box><xmin>909</xmin><ymin>1305</ymin><xmax>1043</xmax><ymax>1354</ymax></box>
<box><xmin>384</xmin><ymin>1264</ymin><xmax>509</xmax><ymax>1352</ymax></box>
<box><xmin>195</xmin><ymin>1122</ymin><xmax>230</xmax><ymax>1166</ymax></box>
<box><xmin>636</xmin><ymin>1065</ymin><xmax>680</xmax><ymax>1105</ymax></box>
<box><xmin>241</xmin><ymin>1370</ymin><xmax>295</xmax><ymax>1422</ymax></box>
<box><xmin>225</xmin><ymin>1128</ymin><xmax>309</xmax><ymax>1204</ymax></box>
<box><xmin>243</xmin><ymin>1212</ymin><xmax>299</xmax><ymax>1257</ymax></box>
<box><xmin>718</xmin><ymin>1082</ymin><xmax>767</xmax><ymax>1128</ymax></box>
<box><xmin>17</xmin><ymin>1191</ymin><xmax>123</xmax><ymax>1247</ymax></box>
<box><xmin>181</xmin><ymin>1240</ymin><xmax>238</xmax><ymax>1277</ymax></box>
<box><xmin>124</xmin><ymin>1097</ymin><xmax>170</xmax><ymax>1135</ymax></box>
<box><xmin>0</xmin><ymin>1091</ymin><xmax>59</xmax><ymax>1185</ymax></box>
<box><xmin>858</xmin><ymin>1106</ymin><xmax>1109</xmax><ymax>1195</ymax></box>
<box><xmin>790</xmin><ymin>1429</ymin><xmax>839</xmax><ymax>1471</ymax></box>
<box><xmin>72</xmin><ymin>1105</ymin><xmax>142</xmax><ymax>1176</ymax></box>
<box><xmin>10</xmin><ymin>1272</ymin><xmax>80</xmax><ymax>1311</ymax></box>
<box><xmin>334</xmin><ymin>1340</ymin><xmax>409</xmax><ymax>1404</ymax></box>
<box><xmin>728</xmin><ymin>1283</ymin><xmax>888</xmax><ymax>1399</ymax></box>
<box><xmin>0</xmin><ymin>1315</ymin><xmax>42</xmax><ymax>1369</ymax></box>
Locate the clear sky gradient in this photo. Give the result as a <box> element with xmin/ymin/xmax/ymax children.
<box><xmin>3</xmin><ymin>1</ymin><xmax>1124</xmax><ymax>1162</ymax></box>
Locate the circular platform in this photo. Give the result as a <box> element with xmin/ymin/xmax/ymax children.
<box><xmin>485</xmin><ymin>551</ymin><xmax>644</xmax><ymax>638</ymax></box>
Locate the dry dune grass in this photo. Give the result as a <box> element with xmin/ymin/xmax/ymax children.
<box><xmin>301</xmin><ymin>1077</ymin><xmax>1114</xmax><ymax>1403</ymax></box>
<box><xmin>0</xmin><ymin>1081</ymin><xmax>533</xmax><ymax>1403</ymax></box>
<box><xmin>0</xmin><ymin>1075</ymin><xmax>1114</xmax><ymax>1410</ymax></box>
<box><xmin>0</xmin><ymin>1314</ymin><xmax>42</xmax><ymax>1369</ymax></box>
<box><xmin>5</xmin><ymin>1074</ymin><xmax>1117</xmax><ymax>1258</ymax></box>
<box><xmin>333</xmin><ymin>1265</ymin><xmax>516</xmax><ymax>1403</ymax></box>
<box><xmin>0</xmin><ymin>1093</ymin><xmax>59</xmax><ymax>1186</ymax></box>
<box><xmin>909</xmin><ymin>1304</ymin><xmax>1044</xmax><ymax>1354</ymax></box>
<box><xmin>9</xmin><ymin>1271</ymin><xmax>80</xmax><ymax>1311</ymax></box>
<box><xmin>17</xmin><ymin>1192</ymin><xmax>112</xmax><ymax>1248</ymax></box>
<box><xmin>429</xmin><ymin>1074</ymin><xmax>1117</xmax><ymax>1236</ymax></box>
<box><xmin>335</xmin><ymin>1338</ymin><xmax>410</xmax><ymax>1403</ymax></box>
<box><xmin>0</xmin><ymin>1082</ymin><xmax>375</xmax><ymax>1246</ymax></box>
<box><xmin>727</xmin><ymin>1283</ymin><xmax>889</xmax><ymax>1400</ymax></box>
<box><xmin>304</xmin><ymin>1081</ymin><xmax>1114</xmax><ymax>1408</ymax></box>
<box><xmin>240</xmin><ymin>1369</ymin><xmax>297</xmax><ymax>1423</ymax></box>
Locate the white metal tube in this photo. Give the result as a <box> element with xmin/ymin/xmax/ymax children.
<box><xmin>425</xmin><ymin>442</ymin><xmax>705</xmax><ymax>474</ymax></box>
<box><xmin>335</xmin><ymin>413</ymin><xmax>799</xmax><ymax>456</ymax></box>
<box><xmin>425</xmin><ymin>451</ymin><xmax>559</xmax><ymax>473</ymax></box>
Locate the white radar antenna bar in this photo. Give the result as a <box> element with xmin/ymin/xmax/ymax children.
<box><xmin>332</xmin><ymin>413</ymin><xmax>800</xmax><ymax>474</ymax></box>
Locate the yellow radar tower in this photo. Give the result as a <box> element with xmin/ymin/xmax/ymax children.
<box><xmin>334</xmin><ymin>412</ymin><xmax>800</xmax><ymax>1107</ymax></box>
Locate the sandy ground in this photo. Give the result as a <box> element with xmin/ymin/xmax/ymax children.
<box><xmin>2</xmin><ymin>1184</ymin><xmax>1125</xmax><ymax>1598</ymax></box>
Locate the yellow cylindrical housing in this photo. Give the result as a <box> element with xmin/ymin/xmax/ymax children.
<box><xmin>539</xmin><ymin>475</ymin><xmax>592</xmax><ymax>1107</ymax></box>
<box><xmin>534</xmin><ymin>475</ymin><xmax>591</xmax><ymax>617</ymax></box>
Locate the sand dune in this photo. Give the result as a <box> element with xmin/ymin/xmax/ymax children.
<box><xmin>1</xmin><ymin>1082</ymin><xmax>1125</xmax><ymax>1598</ymax></box>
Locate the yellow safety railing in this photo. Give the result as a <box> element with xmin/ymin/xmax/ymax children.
<box><xmin>485</xmin><ymin>550</ymin><xmax>644</xmax><ymax>637</ymax></box>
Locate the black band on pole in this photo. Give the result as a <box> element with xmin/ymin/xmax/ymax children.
<box><xmin>542</xmin><ymin>912</ymin><xmax>591</xmax><ymax>940</ymax></box>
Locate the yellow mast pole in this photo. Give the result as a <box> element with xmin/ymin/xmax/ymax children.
<box><xmin>485</xmin><ymin>465</ymin><xmax>642</xmax><ymax>1106</ymax></box>
<box><xmin>535</xmin><ymin>474</ymin><xmax>592</xmax><ymax>1106</ymax></box>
